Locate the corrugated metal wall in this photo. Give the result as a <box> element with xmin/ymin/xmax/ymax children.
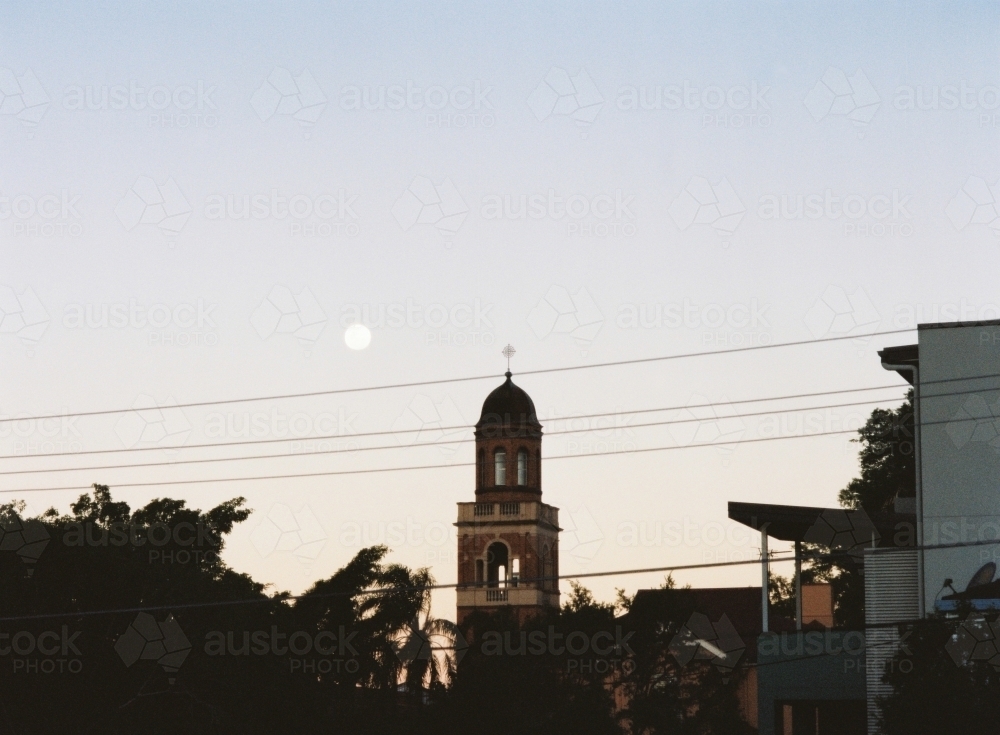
<box><xmin>864</xmin><ymin>549</ymin><xmax>919</xmax><ymax>735</ymax></box>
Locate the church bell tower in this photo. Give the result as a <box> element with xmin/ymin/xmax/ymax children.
<box><xmin>456</xmin><ymin>355</ymin><xmax>560</xmax><ymax>626</ymax></box>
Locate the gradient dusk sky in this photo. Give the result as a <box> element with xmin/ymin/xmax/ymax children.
<box><xmin>3</xmin><ymin>0</ymin><xmax>1000</xmax><ymax>617</ymax></box>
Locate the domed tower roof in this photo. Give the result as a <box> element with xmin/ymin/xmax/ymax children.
<box><xmin>475</xmin><ymin>372</ymin><xmax>542</xmax><ymax>438</ymax></box>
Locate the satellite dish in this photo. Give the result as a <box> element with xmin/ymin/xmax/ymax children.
<box><xmin>967</xmin><ymin>562</ymin><xmax>996</xmax><ymax>590</ymax></box>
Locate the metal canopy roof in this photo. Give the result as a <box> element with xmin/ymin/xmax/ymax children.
<box><xmin>728</xmin><ymin>501</ymin><xmax>915</xmax><ymax>546</ymax></box>
<box><xmin>728</xmin><ymin>501</ymin><xmax>834</xmax><ymax>542</ymax></box>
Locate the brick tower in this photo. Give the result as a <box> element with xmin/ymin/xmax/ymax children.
<box><xmin>455</xmin><ymin>370</ymin><xmax>560</xmax><ymax>626</ymax></box>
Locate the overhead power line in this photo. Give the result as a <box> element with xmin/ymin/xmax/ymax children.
<box><xmin>6</xmin><ymin>378</ymin><xmax>998</xmax><ymax>484</ymax></box>
<box><xmin>2</xmin><ymin>403</ymin><xmax>994</xmax><ymax>494</ymax></box>
<box><xmin>0</xmin><ymin>395</ymin><xmax>909</xmax><ymax>476</ymax></box>
<box><xmin>0</xmin><ymin>382</ymin><xmax>910</xmax><ymax>459</ymax></box>
<box><xmin>0</xmin><ymin>327</ymin><xmax>919</xmax><ymax>424</ymax></box>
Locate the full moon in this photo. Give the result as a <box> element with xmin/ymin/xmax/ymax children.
<box><xmin>344</xmin><ymin>324</ymin><xmax>372</xmax><ymax>350</ymax></box>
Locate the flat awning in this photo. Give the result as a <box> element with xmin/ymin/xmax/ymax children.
<box><xmin>728</xmin><ymin>501</ymin><xmax>914</xmax><ymax>546</ymax></box>
<box><xmin>728</xmin><ymin>501</ymin><xmax>834</xmax><ymax>542</ymax></box>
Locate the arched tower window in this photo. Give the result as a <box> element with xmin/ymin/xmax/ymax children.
<box><xmin>494</xmin><ymin>449</ymin><xmax>506</xmax><ymax>485</ymax></box>
<box><xmin>517</xmin><ymin>449</ymin><xmax>528</xmax><ymax>486</ymax></box>
<box><xmin>477</xmin><ymin>449</ymin><xmax>485</xmax><ymax>488</ymax></box>
<box><xmin>486</xmin><ymin>541</ymin><xmax>509</xmax><ymax>587</ymax></box>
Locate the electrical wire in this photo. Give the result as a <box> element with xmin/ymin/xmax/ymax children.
<box><xmin>0</xmin><ymin>382</ymin><xmax>912</xmax><ymax>459</ymax></box>
<box><xmin>0</xmin><ymin>395</ymin><xmax>910</xmax><ymax>476</ymax></box>
<box><xmin>0</xmin><ymin>327</ymin><xmax>920</xmax><ymax>424</ymax></box>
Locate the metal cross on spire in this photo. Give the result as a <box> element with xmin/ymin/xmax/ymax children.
<box><xmin>502</xmin><ymin>344</ymin><xmax>516</xmax><ymax>373</ymax></box>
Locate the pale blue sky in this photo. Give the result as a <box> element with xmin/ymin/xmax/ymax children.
<box><xmin>3</xmin><ymin>0</ymin><xmax>999</xmax><ymax>616</ymax></box>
